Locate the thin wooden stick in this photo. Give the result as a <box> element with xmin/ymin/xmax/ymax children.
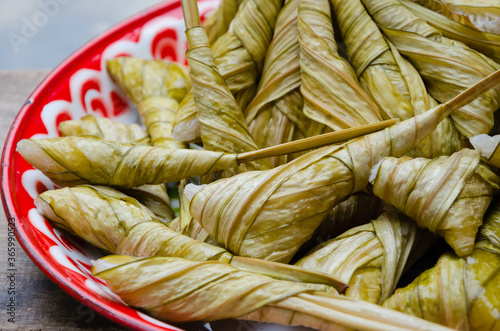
<box><xmin>237</xmin><ymin>119</ymin><xmax>399</xmax><ymax>162</ymax></box>
<box><xmin>181</xmin><ymin>0</ymin><xmax>201</xmax><ymax>29</ymax></box>
<box><xmin>446</xmin><ymin>69</ymin><xmax>500</xmax><ymax>111</ymax></box>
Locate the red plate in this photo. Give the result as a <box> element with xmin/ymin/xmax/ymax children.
<box><xmin>1</xmin><ymin>1</ymin><xmax>219</xmax><ymax>330</ymax></box>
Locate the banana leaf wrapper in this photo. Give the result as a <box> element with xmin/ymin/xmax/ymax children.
<box><xmin>107</xmin><ymin>57</ymin><xmax>188</xmax><ymax>149</ymax></box>
<box><xmin>298</xmin><ymin>0</ymin><xmax>384</xmax><ymax>131</ymax></box>
<box><xmin>243</xmin><ymin>0</ymin><xmax>317</xmax><ymax>166</ymax></box>
<box><xmin>370</xmin><ymin>148</ymin><xmax>500</xmax><ymax>256</ymax></box>
<box><xmin>296</xmin><ymin>212</ymin><xmax>428</xmax><ymax>304</ymax></box>
<box><xmin>37</xmin><ymin>185</ymin><xmax>346</xmax><ymax>289</ymax></box>
<box><xmin>409</xmin><ymin>0</ymin><xmax>500</xmax><ymax>34</ymax></box>
<box><xmin>383</xmin><ymin>197</ymin><xmax>500</xmax><ymax>331</ymax></box>
<box><xmin>190</xmin><ymin>102</ymin><xmax>454</xmax><ymax>262</ymax></box>
<box><xmin>330</xmin><ymin>0</ymin><xmax>465</xmax><ymax>158</ymax></box>
<box><xmin>59</xmin><ymin>114</ymin><xmax>149</xmax><ymax>144</ymax></box>
<box><xmin>93</xmin><ymin>255</ymin><xmax>453</xmax><ymax>331</ymax></box>
<box><xmin>361</xmin><ymin>0</ymin><xmax>500</xmax><ymax>138</ymax></box>
<box><xmin>185</xmin><ymin>26</ymin><xmax>272</xmax><ymax>173</ymax></box>
<box><xmin>204</xmin><ymin>0</ymin><xmax>245</xmax><ymax>45</ymax></box>
<box><xmin>17</xmin><ymin>136</ymin><xmax>238</xmax><ymax>188</ymax></box>
<box><xmin>59</xmin><ymin>114</ymin><xmax>174</xmax><ymax>221</ymax></box>
<box><xmin>402</xmin><ymin>0</ymin><xmax>500</xmax><ymax>63</ymax></box>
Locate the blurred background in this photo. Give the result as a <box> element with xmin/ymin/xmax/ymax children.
<box><xmin>0</xmin><ymin>0</ymin><xmax>163</xmax><ymax>69</ymax></box>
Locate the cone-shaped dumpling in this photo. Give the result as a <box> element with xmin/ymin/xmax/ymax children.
<box><xmin>298</xmin><ymin>0</ymin><xmax>383</xmax><ymax>131</ymax></box>
<box><xmin>296</xmin><ymin>212</ymin><xmax>430</xmax><ymax>304</ymax></box>
<box><xmin>190</xmin><ymin>102</ymin><xmax>455</xmax><ymax>262</ymax></box>
<box><xmin>59</xmin><ymin>114</ymin><xmax>174</xmax><ymax>222</ymax></box>
<box><xmin>17</xmin><ymin>136</ymin><xmax>238</xmax><ymax>188</ymax></box>
<box><xmin>361</xmin><ymin>0</ymin><xmax>500</xmax><ymax>138</ymax></box>
<box><xmin>329</xmin><ymin>0</ymin><xmax>465</xmax><ymax>158</ymax></box>
<box><xmin>59</xmin><ymin>114</ymin><xmax>148</xmax><ymax>144</ymax></box>
<box><xmin>174</xmin><ymin>0</ymin><xmax>283</xmax><ymax>148</ymax></box>
<box><xmin>383</xmin><ymin>198</ymin><xmax>500</xmax><ymax>331</ymax></box>
<box><xmin>36</xmin><ymin>185</ymin><xmax>347</xmax><ymax>290</ymax></box>
<box><xmin>370</xmin><ymin>148</ymin><xmax>500</xmax><ymax>256</ymax></box>
<box><xmin>92</xmin><ymin>255</ymin><xmax>452</xmax><ymax>331</ymax></box>
<box><xmin>244</xmin><ymin>0</ymin><xmax>316</xmax><ymax>166</ymax></box>
<box><xmin>107</xmin><ymin>57</ymin><xmax>189</xmax><ymax>149</ymax></box>
<box><xmin>185</xmin><ymin>25</ymin><xmax>272</xmax><ymax>172</ymax></box>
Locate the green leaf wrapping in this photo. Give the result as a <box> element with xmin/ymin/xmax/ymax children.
<box><xmin>204</xmin><ymin>0</ymin><xmax>245</xmax><ymax>45</ymax></box>
<box><xmin>402</xmin><ymin>0</ymin><xmax>500</xmax><ymax>63</ymax></box>
<box><xmin>93</xmin><ymin>255</ymin><xmax>453</xmax><ymax>331</ymax></box>
<box><xmin>174</xmin><ymin>0</ymin><xmax>283</xmax><ymax>148</ymax></box>
<box><xmin>59</xmin><ymin>113</ymin><xmax>174</xmax><ymax>222</ymax></box>
<box><xmin>298</xmin><ymin>0</ymin><xmax>383</xmax><ymax>131</ymax></box>
<box><xmin>185</xmin><ymin>26</ymin><xmax>272</xmax><ymax>172</ymax></box>
<box><xmin>244</xmin><ymin>0</ymin><xmax>317</xmax><ymax>166</ymax></box>
<box><xmin>409</xmin><ymin>0</ymin><xmax>500</xmax><ymax>34</ymax></box>
<box><xmin>35</xmin><ymin>185</ymin><xmax>225</xmax><ymax>260</ymax></box>
<box><xmin>383</xmin><ymin>199</ymin><xmax>500</xmax><ymax>330</ymax></box>
<box><xmin>59</xmin><ymin>114</ymin><xmax>148</xmax><ymax>144</ymax></box>
<box><xmin>37</xmin><ymin>185</ymin><xmax>346</xmax><ymax>290</ymax></box>
<box><xmin>190</xmin><ymin>103</ymin><xmax>454</xmax><ymax>262</ymax></box>
<box><xmin>371</xmin><ymin>149</ymin><xmax>500</xmax><ymax>256</ymax></box>
<box><xmin>329</xmin><ymin>0</ymin><xmax>465</xmax><ymax>158</ymax></box>
<box><xmin>361</xmin><ymin>0</ymin><xmax>500</xmax><ymax>138</ymax></box>
<box><xmin>107</xmin><ymin>57</ymin><xmax>188</xmax><ymax>149</ymax></box>
<box><xmin>17</xmin><ymin>136</ymin><xmax>238</xmax><ymax>188</ymax></box>
<box><xmin>296</xmin><ymin>212</ymin><xmax>428</xmax><ymax>304</ymax></box>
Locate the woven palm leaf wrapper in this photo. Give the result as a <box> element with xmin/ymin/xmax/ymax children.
<box><xmin>383</xmin><ymin>198</ymin><xmax>500</xmax><ymax>331</ymax></box>
<box><xmin>242</xmin><ymin>0</ymin><xmax>317</xmax><ymax>167</ymax></box>
<box><xmin>330</xmin><ymin>0</ymin><xmax>465</xmax><ymax>158</ymax></box>
<box><xmin>402</xmin><ymin>0</ymin><xmax>500</xmax><ymax>63</ymax></box>
<box><xmin>58</xmin><ymin>114</ymin><xmax>174</xmax><ymax>221</ymax></box>
<box><xmin>35</xmin><ymin>184</ymin><xmax>347</xmax><ymax>290</ymax></box>
<box><xmin>184</xmin><ymin>23</ymin><xmax>273</xmax><ymax>175</ymax></box>
<box><xmin>16</xmin><ymin>136</ymin><xmax>239</xmax><ymax>188</ymax></box>
<box><xmin>361</xmin><ymin>0</ymin><xmax>500</xmax><ymax>138</ymax></box>
<box><xmin>370</xmin><ymin>148</ymin><xmax>500</xmax><ymax>257</ymax></box>
<box><xmin>107</xmin><ymin>57</ymin><xmax>189</xmax><ymax>149</ymax></box>
<box><xmin>409</xmin><ymin>0</ymin><xmax>500</xmax><ymax>34</ymax></box>
<box><xmin>189</xmin><ymin>101</ymin><xmax>459</xmax><ymax>262</ymax></box>
<box><xmin>188</xmin><ymin>69</ymin><xmax>500</xmax><ymax>262</ymax></box>
<box><xmin>204</xmin><ymin>0</ymin><xmax>245</xmax><ymax>45</ymax></box>
<box><xmin>172</xmin><ymin>0</ymin><xmax>283</xmax><ymax>145</ymax></box>
<box><xmin>92</xmin><ymin>255</ymin><xmax>453</xmax><ymax>331</ymax></box>
<box><xmin>296</xmin><ymin>212</ymin><xmax>432</xmax><ymax>304</ymax></box>
<box><xmin>298</xmin><ymin>0</ymin><xmax>384</xmax><ymax>132</ymax></box>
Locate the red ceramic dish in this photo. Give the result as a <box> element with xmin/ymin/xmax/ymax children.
<box><xmin>1</xmin><ymin>1</ymin><xmax>219</xmax><ymax>330</ymax></box>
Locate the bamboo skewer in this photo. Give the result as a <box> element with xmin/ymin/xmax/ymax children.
<box><xmin>181</xmin><ymin>0</ymin><xmax>201</xmax><ymax>28</ymax></box>
<box><xmin>237</xmin><ymin>119</ymin><xmax>399</xmax><ymax>161</ymax></box>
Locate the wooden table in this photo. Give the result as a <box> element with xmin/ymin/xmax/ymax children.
<box><xmin>0</xmin><ymin>70</ymin><xmax>129</xmax><ymax>331</ymax></box>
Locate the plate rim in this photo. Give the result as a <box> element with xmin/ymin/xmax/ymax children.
<box><xmin>0</xmin><ymin>1</ymin><xmax>195</xmax><ymax>330</ymax></box>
